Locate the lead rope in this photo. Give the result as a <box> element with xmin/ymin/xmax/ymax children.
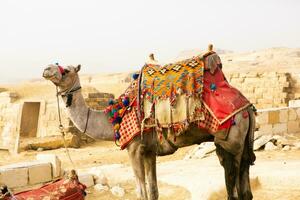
<box><xmin>56</xmin><ymin>86</ymin><xmax>76</xmax><ymax>169</ymax></box>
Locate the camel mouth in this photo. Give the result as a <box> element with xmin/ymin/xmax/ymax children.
<box><xmin>42</xmin><ymin>71</ymin><xmax>54</xmax><ymax>79</ymax></box>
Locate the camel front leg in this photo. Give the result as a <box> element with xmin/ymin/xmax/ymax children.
<box><xmin>145</xmin><ymin>151</ymin><xmax>159</xmax><ymax>200</ymax></box>
<box><xmin>127</xmin><ymin>142</ymin><xmax>148</xmax><ymax>200</ymax></box>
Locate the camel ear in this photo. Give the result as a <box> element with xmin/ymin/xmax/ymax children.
<box><xmin>75</xmin><ymin>64</ymin><xmax>81</xmax><ymax>72</ymax></box>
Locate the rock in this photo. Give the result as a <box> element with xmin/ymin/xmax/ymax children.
<box><xmin>282</xmin><ymin>145</ymin><xmax>291</xmax><ymax>151</ymax></box>
<box><xmin>110</xmin><ymin>185</ymin><xmax>125</xmax><ymax>197</ymax></box>
<box><xmin>94</xmin><ymin>184</ymin><xmax>109</xmax><ymax>192</ymax></box>
<box><xmin>37</xmin><ymin>148</ymin><xmax>44</xmax><ymax>152</ymax></box>
<box><xmin>254</xmin><ymin>135</ymin><xmax>273</xmax><ymax>150</ymax></box>
<box><xmin>264</xmin><ymin>142</ymin><xmax>278</xmax><ymax>151</ymax></box>
<box><xmin>88</xmin><ymin>168</ymin><xmax>108</xmax><ymax>185</ymax></box>
<box><xmin>36</xmin><ymin>154</ymin><xmax>62</xmax><ymax>178</ymax></box>
<box><xmin>184</xmin><ymin>142</ymin><xmax>216</xmax><ymax>160</ymax></box>
<box><xmin>78</xmin><ymin>174</ymin><xmax>95</xmax><ymax>187</ymax></box>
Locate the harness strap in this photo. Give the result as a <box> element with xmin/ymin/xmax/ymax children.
<box><xmin>56</xmin><ymin>86</ymin><xmax>76</xmax><ymax>169</ymax></box>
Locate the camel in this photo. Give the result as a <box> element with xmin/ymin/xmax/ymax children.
<box><xmin>43</xmin><ymin>63</ymin><xmax>256</xmax><ymax>200</ymax></box>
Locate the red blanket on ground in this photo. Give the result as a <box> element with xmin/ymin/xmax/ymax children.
<box><xmin>4</xmin><ymin>179</ymin><xmax>86</xmax><ymax>200</ymax></box>
<box><xmin>202</xmin><ymin>68</ymin><xmax>250</xmax><ymax>124</ymax></box>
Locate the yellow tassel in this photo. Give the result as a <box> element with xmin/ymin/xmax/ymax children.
<box><xmin>114</xmin><ymin>124</ymin><xmax>120</xmax><ymax>130</ymax></box>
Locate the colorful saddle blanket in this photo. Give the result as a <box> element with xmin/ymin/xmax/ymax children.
<box><xmin>141</xmin><ymin>56</ymin><xmax>205</xmax><ymax>126</ymax></box>
<box><xmin>142</xmin><ymin>56</ymin><xmax>204</xmax><ymax>102</ymax></box>
<box><xmin>106</xmin><ymin>55</ymin><xmax>250</xmax><ymax>149</ymax></box>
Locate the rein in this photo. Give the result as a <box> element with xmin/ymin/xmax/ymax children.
<box><xmin>56</xmin><ymin>86</ymin><xmax>76</xmax><ymax>169</ymax></box>
<box><xmin>55</xmin><ymin>84</ymin><xmax>91</xmax><ymax>169</ymax></box>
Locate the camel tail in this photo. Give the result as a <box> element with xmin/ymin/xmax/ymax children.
<box><xmin>247</xmin><ymin>105</ymin><xmax>256</xmax><ymax>165</ymax></box>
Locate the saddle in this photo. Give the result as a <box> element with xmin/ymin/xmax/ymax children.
<box><xmin>141</xmin><ymin>56</ymin><xmax>205</xmax><ymax>127</ymax></box>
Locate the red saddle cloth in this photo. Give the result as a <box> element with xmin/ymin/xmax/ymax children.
<box><xmin>203</xmin><ymin>67</ymin><xmax>250</xmax><ymax>124</ymax></box>
<box><xmin>4</xmin><ymin>179</ymin><xmax>86</xmax><ymax>200</ymax></box>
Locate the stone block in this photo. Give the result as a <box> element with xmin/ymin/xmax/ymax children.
<box><xmin>288</xmin><ymin>109</ymin><xmax>297</xmax><ymax>120</ymax></box>
<box><xmin>258</xmin><ymin>124</ymin><xmax>273</xmax><ymax>135</ymax></box>
<box><xmin>28</xmin><ymin>162</ymin><xmax>52</xmax><ymax>185</ymax></box>
<box><xmin>289</xmin><ymin>100</ymin><xmax>300</xmax><ymax>107</ymax></box>
<box><xmin>78</xmin><ymin>174</ymin><xmax>95</xmax><ymax>187</ymax></box>
<box><xmin>269</xmin><ymin>111</ymin><xmax>279</xmax><ymax>124</ymax></box>
<box><xmin>272</xmin><ymin>123</ymin><xmax>287</xmax><ymax>135</ymax></box>
<box><xmin>279</xmin><ymin>109</ymin><xmax>288</xmax><ymax>123</ymax></box>
<box><xmin>256</xmin><ymin>111</ymin><xmax>268</xmax><ymax>124</ymax></box>
<box><xmin>36</xmin><ymin>154</ymin><xmax>62</xmax><ymax>178</ymax></box>
<box><xmin>296</xmin><ymin>108</ymin><xmax>300</xmax><ymax>118</ymax></box>
<box><xmin>0</xmin><ymin>166</ymin><xmax>28</xmax><ymax>188</ymax></box>
<box><xmin>287</xmin><ymin>121</ymin><xmax>300</xmax><ymax>133</ymax></box>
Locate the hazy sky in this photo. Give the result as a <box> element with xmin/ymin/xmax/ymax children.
<box><xmin>0</xmin><ymin>0</ymin><xmax>299</xmax><ymax>83</ymax></box>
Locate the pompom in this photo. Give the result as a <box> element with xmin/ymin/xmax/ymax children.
<box><xmin>114</xmin><ymin>132</ymin><xmax>121</xmax><ymax>140</ymax></box>
<box><xmin>122</xmin><ymin>97</ymin><xmax>130</xmax><ymax>107</ymax></box>
<box><xmin>113</xmin><ymin>116</ymin><xmax>122</xmax><ymax>124</ymax></box>
<box><xmin>114</xmin><ymin>123</ymin><xmax>120</xmax><ymax>130</ymax></box>
<box><xmin>116</xmin><ymin>116</ymin><xmax>122</xmax><ymax>123</ymax></box>
<box><xmin>210</xmin><ymin>83</ymin><xmax>217</xmax><ymax>91</ymax></box>
<box><xmin>113</xmin><ymin>112</ymin><xmax>118</xmax><ymax>118</ymax></box>
<box><xmin>132</xmin><ymin>73</ymin><xmax>139</xmax><ymax>80</ymax></box>
<box><xmin>108</xmin><ymin>99</ymin><xmax>115</xmax><ymax>105</ymax></box>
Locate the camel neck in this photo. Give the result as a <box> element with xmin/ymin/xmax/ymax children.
<box><xmin>62</xmin><ymin>91</ymin><xmax>114</xmax><ymax>141</ymax></box>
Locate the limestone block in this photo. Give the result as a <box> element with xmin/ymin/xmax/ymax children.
<box><xmin>231</xmin><ymin>73</ymin><xmax>240</xmax><ymax>78</ymax></box>
<box><xmin>278</xmin><ymin>76</ymin><xmax>287</xmax><ymax>82</ymax></box>
<box><xmin>296</xmin><ymin>108</ymin><xmax>300</xmax><ymax>118</ymax></box>
<box><xmin>288</xmin><ymin>109</ymin><xmax>297</xmax><ymax>121</ymax></box>
<box><xmin>254</xmin><ymin>93</ymin><xmax>263</xmax><ymax>99</ymax></box>
<box><xmin>254</xmin><ymin>135</ymin><xmax>273</xmax><ymax>150</ymax></box>
<box><xmin>78</xmin><ymin>174</ymin><xmax>95</xmax><ymax>187</ymax></box>
<box><xmin>273</xmin><ymin>98</ymin><xmax>284</xmax><ymax>105</ymax></box>
<box><xmin>258</xmin><ymin>124</ymin><xmax>273</xmax><ymax>135</ymax></box>
<box><xmin>0</xmin><ymin>166</ymin><xmax>28</xmax><ymax>188</ymax></box>
<box><xmin>265</xmin><ymin>142</ymin><xmax>279</xmax><ymax>151</ymax></box>
<box><xmin>272</xmin><ymin>123</ymin><xmax>287</xmax><ymax>135</ymax></box>
<box><xmin>28</xmin><ymin>162</ymin><xmax>52</xmax><ymax>185</ymax></box>
<box><xmin>269</xmin><ymin>111</ymin><xmax>279</xmax><ymax>124</ymax></box>
<box><xmin>289</xmin><ymin>100</ymin><xmax>300</xmax><ymax>107</ymax></box>
<box><xmin>263</xmin><ymin>72</ymin><xmax>277</xmax><ymax>77</ymax></box>
<box><xmin>256</xmin><ymin>111</ymin><xmax>269</xmax><ymax>124</ymax></box>
<box><xmin>244</xmin><ymin>78</ymin><xmax>260</xmax><ymax>84</ymax></box>
<box><xmin>287</xmin><ymin>121</ymin><xmax>300</xmax><ymax>133</ymax></box>
<box><xmin>36</xmin><ymin>154</ymin><xmax>61</xmax><ymax>178</ymax></box>
<box><xmin>279</xmin><ymin>109</ymin><xmax>288</xmax><ymax>123</ymax></box>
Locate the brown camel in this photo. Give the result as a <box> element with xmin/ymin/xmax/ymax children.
<box><xmin>43</xmin><ymin>64</ymin><xmax>256</xmax><ymax>200</ymax></box>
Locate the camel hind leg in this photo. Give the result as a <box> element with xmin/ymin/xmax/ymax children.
<box><xmin>215</xmin><ymin>109</ymin><xmax>251</xmax><ymax>199</ymax></box>
<box><xmin>216</xmin><ymin>144</ymin><xmax>238</xmax><ymax>200</ymax></box>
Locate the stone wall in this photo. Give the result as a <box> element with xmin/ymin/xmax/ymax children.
<box><xmin>287</xmin><ymin>72</ymin><xmax>300</xmax><ymax>100</ymax></box>
<box><xmin>85</xmin><ymin>92</ymin><xmax>114</xmax><ymax>110</ymax></box>
<box><xmin>0</xmin><ymin>91</ymin><xmax>114</xmax><ymax>152</ymax></box>
<box><xmin>227</xmin><ymin>72</ymin><xmax>290</xmax><ymax>109</ymax></box>
<box><xmin>256</xmin><ymin>102</ymin><xmax>300</xmax><ymax>136</ymax></box>
<box><xmin>0</xmin><ymin>92</ymin><xmax>21</xmax><ymax>153</ymax></box>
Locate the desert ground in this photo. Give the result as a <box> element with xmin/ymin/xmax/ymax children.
<box><xmin>1</xmin><ymin>140</ymin><xmax>300</xmax><ymax>200</ymax></box>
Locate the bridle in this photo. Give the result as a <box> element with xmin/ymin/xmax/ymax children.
<box><xmin>52</xmin><ymin>66</ymin><xmax>91</xmax><ymax>169</ymax></box>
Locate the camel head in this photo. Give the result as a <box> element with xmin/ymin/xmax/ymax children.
<box><xmin>43</xmin><ymin>64</ymin><xmax>81</xmax><ymax>91</ymax></box>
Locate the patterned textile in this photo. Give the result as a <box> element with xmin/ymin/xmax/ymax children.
<box><xmin>197</xmin><ymin>105</ymin><xmax>233</xmax><ymax>133</ymax></box>
<box><xmin>4</xmin><ymin>179</ymin><xmax>86</xmax><ymax>200</ymax></box>
<box><xmin>117</xmin><ymin>102</ymin><xmax>233</xmax><ymax>149</ymax></box>
<box><xmin>119</xmin><ymin>107</ymin><xmax>142</xmax><ymax>149</ymax></box>
<box><xmin>203</xmin><ymin>67</ymin><xmax>251</xmax><ymax>124</ymax></box>
<box><xmin>141</xmin><ymin>56</ymin><xmax>204</xmax><ymax>102</ymax></box>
